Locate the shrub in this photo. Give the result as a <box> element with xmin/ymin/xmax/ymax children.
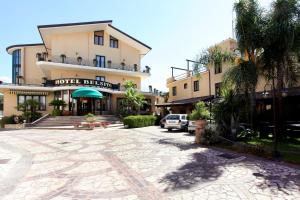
<box><xmin>22</xmin><ymin>111</ymin><xmax>42</xmax><ymax>122</ymax></box>
<box><xmin>188</xmin><ymin>101</ymin><xmax>210</xmax><ymax>120</ymax></box>
<box><xmin>85</xmin><ymin>113</ymin><xmax>96</xmax><ymax>122</ymax></box>
<box><xmin>0</xmin><ymin>115</ymin><xmax>16</xmax><ymax>128</ymax></box>
<box><xmin>123</xmin><ymin>115</ymin><xmax>156</xmax><ymax>128</ymax></box>
<box><xmin>201</xmin><ymin>124</ymin><xmax>221</xmax><ymax>145</ymax></box>
<box><xmin>52</xmin><ymin>109</ymin><xmax>62</xmax><ymax>116</ymax></box>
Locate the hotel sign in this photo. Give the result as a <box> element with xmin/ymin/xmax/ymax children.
<box><xmin>45</xmin><ymin>78</ymin><xmax>120</xmax><ymax>90</ymax></box>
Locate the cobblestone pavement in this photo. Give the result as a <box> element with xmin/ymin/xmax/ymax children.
<box><xmin>0</xmin><ymin>126</ymin><xmax>299</xmax><ymax>200</ymax></box>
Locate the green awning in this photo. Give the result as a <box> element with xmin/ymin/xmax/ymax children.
<box><xmin>71</xmin><ymin>88</ymin><xmax>103</xmax><ymax>99</ymax></box>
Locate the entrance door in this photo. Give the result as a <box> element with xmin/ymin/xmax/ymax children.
<box><xmin>77</xmin><ymin>98</ymin><xmax>95</xmax><ymax>115</ymax></box>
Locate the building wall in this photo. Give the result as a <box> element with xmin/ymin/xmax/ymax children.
<box><xmin>166</xmin><ymin>38</ymin><xmax>281</xmax><ymax>102</ymax></box>
<box><xmin>50</xmin><ymin>31</ymin><xmax>141</xmax><ymax>70</ymax></box>
<box><xmin>23</xmin><ymin>46</ymin><xmax>47</xmax><ymax>84</ymax></box>
<box><xmin>0</xmin><ymin>88</ymin><xmax>54</xmax><ymax>117</ymax></box>
<box><xmin>48</xmin><ymin>69</ymin><xmax>142</xmax><ymax>90</ymax></box>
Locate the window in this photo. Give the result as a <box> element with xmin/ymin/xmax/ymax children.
<box><xmin>215</xmin><ymin>82</ymin><xmax>222</xmax><ymax>97</ymax></box>
<box><xmin>110</xmin><ymin>36</ymin><xmax>118</xmax><ymax>48</ymax></box>
<box><xmin>184</xmin><ymin>83</ymin><xmax>188</xmax><ymax>89</ymax></box>
<box><xmin>12</xmin><ymin>49</ymin><xmax>21</xmax><ymax>84</ymax></box>
<box><xmin>167</xmin><ymin>115</ymin><xmax>180</xmax><ymax>120</ymax></box>
<box><xmin>96</xmin><ymin>76</ymin><xmax>105</xmax><ymax>82</ymax></box>
<box><xmin>214</xmin><ymin>63</ymin><xmax>222</xmax><ymax>74</ymax></box>
<box><xmin>194</xmin><ymin>80</ymin><xmax>199</xmax><ymax>92</ymax></box>
<box><xmin>172</xmin><ymin>86</ymin><xmax>177</xmax><ymax>96</ymax></box>
<box><xmin>96</xmin><ymin>55</ymin><xmax>105</xmax><ymax>68</ymax></box>
<box><xmin>54</xmin><ymin>91</ymin><xmax>61</xmax><ymax>100</ymax></box>
<box><xmin>94</xmin><ymin>31</ymin><xmax>104</xmax><ymax>45</ymax></box>
<box><xmin>17</xmin><ymin>95</ymin><xmax>46</xmax><ymax>111</ymax></box>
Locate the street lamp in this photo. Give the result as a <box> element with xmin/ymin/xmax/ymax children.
<box><xmin>262</xmin><ymin>82</ymin><xmax>280</xmax><ymax>158</ymax></box>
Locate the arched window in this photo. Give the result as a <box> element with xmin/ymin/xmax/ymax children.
<box><xmin>12</xmin><ymin>49</ymin><xmax>21</xmax><ymax>84</ymax></box>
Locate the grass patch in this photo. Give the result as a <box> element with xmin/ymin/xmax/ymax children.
<box><xmin>214</xmin><ymin>137</ymin><xmax>300</xmax><ymax>164</ymax></box>
<box><xmin>246</xmin><ymin>137</ymin><xmax>300</xmax><ymax>164</ymax></box>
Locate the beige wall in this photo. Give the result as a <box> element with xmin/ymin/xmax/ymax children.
<box><xmin>12</xmin><ymin>29</ymin><xmax>143</xmax><ymax>87</ymax></box>
<box><xmin>167</xmin><ymin>38</ymin><xmax>300</xmax><ymax>103</ymax></box>
<box><xmin>167</xmin><ymin>39</ymin><xmax>270</xmax><ymax>102</ymax></box>
<box><xmin>23</xmin><ymin>46</ymin><xmax>47</xmax><ymax>84</ymax></box>
<box><xmin>50</xmin><ymin>31</ymin><xmax>141</xmax><ymax>70</ymax></box>
<box><xmin>0</xmin><ymin>88</ymin><xmax>54</xmax><ymax>117</ymax></box>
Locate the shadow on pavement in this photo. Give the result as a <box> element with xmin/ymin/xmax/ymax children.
<box><xmin>157</xmin><ymin>137</ymin><xmax>300</xmax><ymax>195</ymax></box>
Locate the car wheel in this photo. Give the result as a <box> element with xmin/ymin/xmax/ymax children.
<box><xmin>168</xmin><ymin>128</ymin><xmax>172</xmax><ymax>132</ymax></box>
<box><xmin>188</xmin><ymin>130</ymin><xmax>194</xmax><ymax>134</ymax></box>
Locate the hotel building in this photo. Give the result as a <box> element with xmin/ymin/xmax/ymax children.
<box><xmin>0</xmin><ymin>20</ymin><xmax>160</xmax><ymax>117</ymax></box>
<box><xmin>161</xmin><ymin>38</ymin><xmax>300</xmax><ymax>121</ymax></box>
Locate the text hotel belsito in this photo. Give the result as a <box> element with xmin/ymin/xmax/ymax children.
<box><xmin>0</xmin><ymin>20</ymin><xmax>160</xmax><ymax>117</ymax></box>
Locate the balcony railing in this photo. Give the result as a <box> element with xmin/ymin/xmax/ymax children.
<box><xmin>37</xmin><ymin>55</ymin><xmax>151</xmax><ymax>73</ymax></box>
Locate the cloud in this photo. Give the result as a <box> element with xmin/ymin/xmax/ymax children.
<box><xmin>0</xmin><ymin>76</ymin><xmax>11</xmax><ymax>83</ymax></box>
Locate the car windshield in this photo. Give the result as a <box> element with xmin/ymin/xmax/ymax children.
<box><xmin>167</xmin><ymin>115</ymin><xmax>180</xmax><ymax>120</ymax></box>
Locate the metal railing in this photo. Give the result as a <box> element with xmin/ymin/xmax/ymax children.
<box><xmin>40</xmin><ymin>55</ymin><xmax>150</xmax><ymax>73</ymax></box>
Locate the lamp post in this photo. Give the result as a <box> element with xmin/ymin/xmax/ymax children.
<box><xmin>186</xmin><ymin>59</ymin><xmax>212</xmax><ymax>123</ymax></box>
<box><xmin>262</xmin><ymin>81</ymin><xmax>280</xmax><ymax>158</ymax></box>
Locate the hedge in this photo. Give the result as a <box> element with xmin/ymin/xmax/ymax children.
<box><xmin>123</xmin><ymin>115</ymin><xmax>157</xmax><ymax>128</ymax></box>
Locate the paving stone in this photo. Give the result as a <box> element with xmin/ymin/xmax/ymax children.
<box><xmin>0</xmin><ymin>126</ymin><xmax>299</xmax><ymax>199</ymax></box>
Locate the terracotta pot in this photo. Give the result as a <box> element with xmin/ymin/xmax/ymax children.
<box><xmin>195</xmin><ymin>119</ymin><xmax>207</xmax><ymax>128</ymax></box>
<box><xmin>195</xmin><ymin>119</ymin><xmax>207</xmax><ymax>144</ymax></box>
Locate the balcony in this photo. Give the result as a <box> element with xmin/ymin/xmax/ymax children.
<box><xmin>36</xmin><ymin>54</ymin><xmax>151</xmax><ymax>79</ymax></box>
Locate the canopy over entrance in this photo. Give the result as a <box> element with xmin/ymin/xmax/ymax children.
<box><xmin>71</xmin><ymin>88</ymin><xmax>103</xmax><ymax>99</ymax></box>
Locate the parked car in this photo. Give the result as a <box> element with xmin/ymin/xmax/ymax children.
<box><xmin>188</xmin><ymin>120</ymin><xmax>196</xmax><ymax>134</ymax></box>
<box><xmin>164</xmin><ymin>114</ymin><xmax>188</xmax><ymax>131</ymax></box>
<box><xmin>160</xmin><ymin>115</ymin><xmax>169</xmax><ymax>128</ymax></box>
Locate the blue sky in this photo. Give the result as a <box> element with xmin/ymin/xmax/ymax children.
<box><xmin>0</xmin><ymin>0</ymin><xmax>272</xmax><ymax>91</ymax></box>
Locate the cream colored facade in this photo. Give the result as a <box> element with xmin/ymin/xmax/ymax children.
<box><xmin>0</xmin><ymin>20</ymin><xmax>159</xmax><ymax>117</ymax></box>
<box><xmin>167</xmin><ymin>38</ymin><xmax>238</xmax><ymax>103</ymax></box>
<box><xmin>166</xmin><ymin>38</ymin><xmax>300</xmax><ymax>113</ymax></box>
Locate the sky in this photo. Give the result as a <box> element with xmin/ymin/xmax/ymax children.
<box><xmin>0</xmin><ymin>0</ymin><xmax>273</xmax><ymax>91</ymax></box>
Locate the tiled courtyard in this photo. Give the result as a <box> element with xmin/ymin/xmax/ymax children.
<box><xmin>0</xmin><ymin>126</ymin><xmax>299</xmax><ymax>200</ymax></box>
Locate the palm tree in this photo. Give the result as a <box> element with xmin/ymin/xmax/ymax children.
<box><xmin>195</xmin><ymin>46</ymin><xmax>234</xmax><ymax>75</ymax></box>
<box><xmin>223</xmin><ymin>59</ymin><xmax>258</xmax><ymax>125</ymax></box>
<box><xmin>261</xmin><ymin>0</ymin><xmax>300</xmax><ymax>152</ymax></box>
<box><xmin>232</xmin><ymin>0</ymin><xmax>265</xmax><ymax>130</ymax></box>
<box><xmin>123</xmin><ymin>80</ymin><xmax>147</xmax><ymax>115</ymax></box>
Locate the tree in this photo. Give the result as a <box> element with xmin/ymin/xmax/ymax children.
<box><xmin>261</xmin><ymin>0</ymin><xmax>300</xmax><ymax>150</ymax></box>
<box><xmin>223</xmin><ymin>59</ymin><xmax>258</xmax><ymax>125</ymax></box>
<box><xmin>194</xmin><ymin>46</ymin><xmax>234</xmax><ymax>75</ymax></box>
<box><xmin>120</xmin><ymin>80</ymin><xmax>147</xmax><ymax>116</ymax></box>
<box><xmin>17</xmin><ymin>99</ymin><xmax>41</xmax><ymax>122</ymax></box>
<box><xmin>231</xmin><ymin>0</ymin><xmax>265</xmax><ymax>129</ymax></box>
<box><xmin>212</xmin><ymin>87</ymin><xmax>245</xmax><ymax>140</ymax></box>
<box><xmin>49</xmin><ymin>99</ymin><xmax>67</xmax><ymax>116</ymax></box>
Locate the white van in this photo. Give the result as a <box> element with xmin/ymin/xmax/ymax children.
<box><xmin>164</xmin><ymin>114</ymin><xmax>188</xmax><ymax>131</ymax></box>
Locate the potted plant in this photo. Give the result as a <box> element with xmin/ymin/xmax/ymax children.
<box><xmin>77</xmin><ymin>56</ymin><xmax>82</xmax><ymax>65</ymax></box>
<box><xmin>36</xmin><ymin>53</ymin><xmax>42</xmax><ymax>61</ymax></box>
<box><xmin>145</xmin><ymin>66</ymin><xmax>151</xmax><ymax>73</ymax></box>
<box><xmin>49</xmin><ymin>99</ymin><xmax>67</xmax><ymax>116</ymax></box>
<box><xmin>134</xmin><ymin>64</ymin><xmax>138</xmax><ymax>71</ymax></box>
<box><xmin>121</xmin><ymin>62</ymin><xmax>125</xmax><ymax>70</ymax></box>
<box><xmin>148</xmin><ymin>85</ymin><xmax>152</xmax><ymax>92</ymax></box>
<box><xmin>85</xmin><ymin>113</ymin><xmax>96</xmax><ymax>129</ymax></box>
<box><xmin>188</xmin><ymin>101</ymin><xmax>210</xmax><ymax>144</ymax></box>
<box><xmin>107</xmin><ymin>60</ymin><xmax>112</xmax><ymax>68</ymax></box>
<box><xmin>93</xmin><ymin>58</ymin><xmax>98</xmax><ymax>67</ymax></box>
<box><xmin>42</xmin><ymin>52</ymin><xmax>48</xmax><ymax>60</ymax></box>
<box><xmin>60</xmin><ymin>54</ymin><xmax>66</xmax><ymax>63</ymax></box>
